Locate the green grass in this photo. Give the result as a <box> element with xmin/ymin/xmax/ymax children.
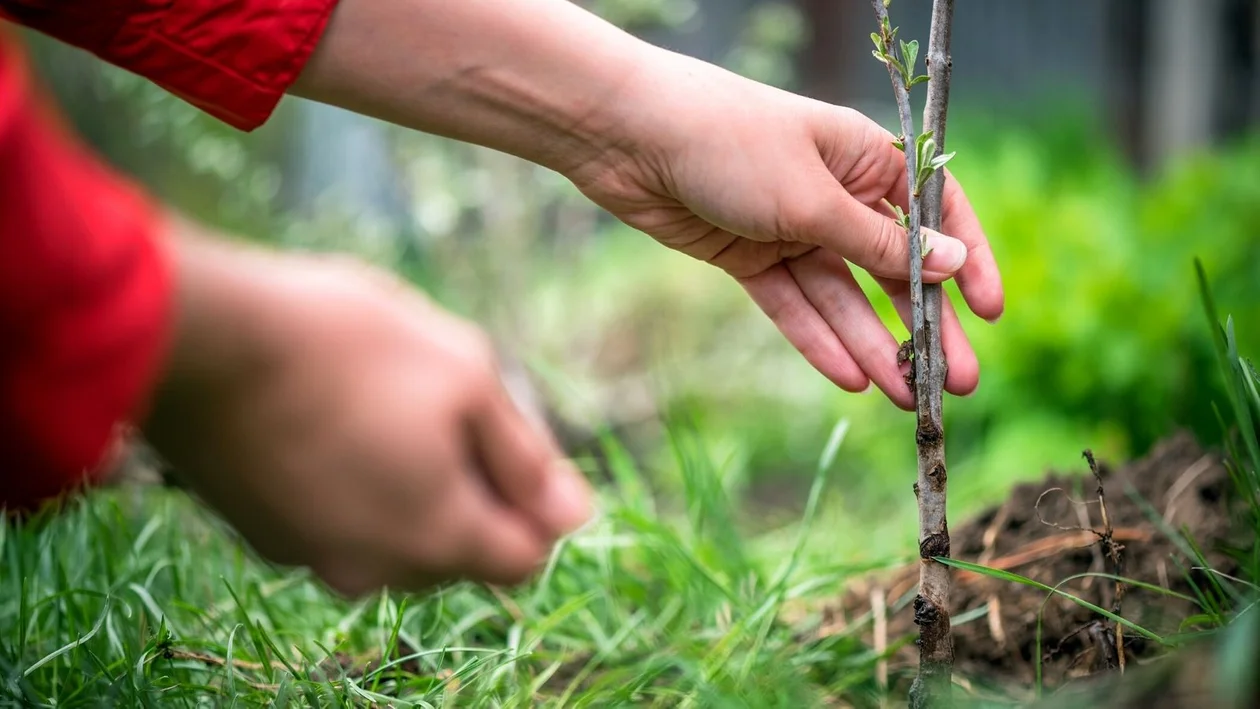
<box><xmin>1</xmin><ymin>420</ymin><xmax>908</xmax><ymax>707</ymax></box>
<box><xmin>4</xmin><ymin>265</ymin><xmax>1258</xmax><ymax>708</ymax></box>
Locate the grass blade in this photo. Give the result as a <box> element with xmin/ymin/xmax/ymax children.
<box><xmin>934</xmin><ymin>557</ymin><xmax>1169</xmax><ymax>644</ymax></box>
<box><xmin>772</xmin><ymin>418</ymin><xmax>849</xmax><ymax>590</ymax></box>
<box><xmin>23</xmin><ymin>598</ymin><xmax>111</xmax><ymax>678</ymax></box>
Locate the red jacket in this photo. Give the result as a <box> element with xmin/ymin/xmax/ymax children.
<box><xmin>1</xmin><ymin>0</ymin><xmax>338</xmax><ymax>511</ymax></box>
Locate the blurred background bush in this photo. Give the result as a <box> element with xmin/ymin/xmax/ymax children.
<box><xmin>17</xmin><ymin>0</ymin><xmax>1260</xmax><ymax>560</ymax></box>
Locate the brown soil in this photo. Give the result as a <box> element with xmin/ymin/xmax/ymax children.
<box><xmin>813</xmin><ymin>431</ymin><xmax>1250</xmax><ymax>699</ymax></box>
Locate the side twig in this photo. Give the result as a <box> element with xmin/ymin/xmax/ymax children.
<box><xmin>1084</xmin><ymin>450</ymin><xmax>1126</xmax><ymax>673</ymax></box>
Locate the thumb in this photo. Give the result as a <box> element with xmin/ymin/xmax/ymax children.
<box><xmin>470</xmin><ymin>386</ymin><xmax>592</xmax><ymax>539</ymax></box>
<box><xmin>789</xmin><ymin>183</ymin><xmax>968</xmax><ymax>282</ymax></box>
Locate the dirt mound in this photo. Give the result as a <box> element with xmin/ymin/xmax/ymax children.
<box><xmin>816</xmin><ymin>431</ymin><xmax>1248</xmax><ymax>697</ymax></box>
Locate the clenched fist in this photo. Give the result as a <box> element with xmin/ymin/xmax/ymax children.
<box><xmin>143</xmin><ymin>228</ymin><xmax>592</xmax><ymax>597</ymax></box>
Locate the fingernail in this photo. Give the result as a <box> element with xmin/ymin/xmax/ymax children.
<box><xmin>985</xmin><ymin>314</ymin><xmax>1002</xmax><ymax>325</ymax></box>
<box><xmin>859</xmin><ymin>381</ymin><xmax>873</xmax><ymax>394</ymax></box>
<box><xmin>540</xmin><ymin>462</ymin><xmax>593</xmax><ymax>536</ymax></box>
<box><xmin>922</xmin><ymin>233</ymin><xmax>968</xmax><ymax>274</ymax></box>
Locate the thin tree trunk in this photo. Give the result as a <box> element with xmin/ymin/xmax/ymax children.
<box><xmin>870</xmin><ymin>1</ymin><xmax>956</xmax><ymax>705</ymax></box>
<box><xmin>909</xmin><ymin>1</ymin><xmax>955</xmax><ymax>706</ymax></box>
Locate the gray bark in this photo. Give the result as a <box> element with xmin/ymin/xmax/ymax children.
<box><xmin>871</xmin><ymin>0</ymin><xmax>956</xmax><ymax>705</ymax></box>
<box><xmin>908</xmin><ymin>2</ymin><xmax>955</xmax><ymax>705</ymax></box>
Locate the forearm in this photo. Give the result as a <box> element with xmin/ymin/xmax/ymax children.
<box><xmin>290</xmin><ymin>0</ymin><xmax>653</xmax><ymax>176</ymax></box>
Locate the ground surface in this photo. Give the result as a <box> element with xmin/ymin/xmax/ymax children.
<box><xmin>822</xmin><ymin>432</ymin><xmax>1252</xmax><ymax>703</ymax></box>
<box><xmin>3</xmin><ymin>430</ymin><xmax>1254</xmax><ymax>707</ymax></box>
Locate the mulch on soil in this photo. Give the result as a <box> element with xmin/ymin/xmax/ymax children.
<box><xmin>814</xmin><ymin>431</ymin><xmax>1250</xmax><ymax>697</ymax></box>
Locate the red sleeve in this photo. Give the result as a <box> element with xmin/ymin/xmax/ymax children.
<box><xmin>0</xmin><ymin>33</ymin><xmax>171</xmax><ymax>512</ymax></box>
<box><xmin>0</xmin><ymin>0</ymin><xmax>340</xmax><ymax>131</ymax></box>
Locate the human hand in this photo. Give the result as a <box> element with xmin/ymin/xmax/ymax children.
<box><xmin>568</xmin><ymin>53</ymin><xmax>1005</xmax><ymax>410</ymax></box>
<box><xmin>143</xmin><ymin>230</ymin><xmax>592</xmax><ymax>597</ymax></box>
<box><xmin>288</xmin><ymin>0</ymin><xmax>1000</xmax><ymax>409</ymax></box>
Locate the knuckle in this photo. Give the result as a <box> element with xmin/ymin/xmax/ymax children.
<box><xmin>831</xmin><ymin>105</ymin><xmax>862</xmax><ymax>125</ymax></box>
<box><xmin>779</xmin><ymin>193</ymin><xmax>834</xmax><ymax>243</ymax></box>
<box><xmin>458</xmin><ymin>332</ymin><xmax>503</xmax><ymax>396</ymax></box>
<box><xmin>862</xmin><ymin>214</ymin><xmax>905</xmax><ymax>272</ymax></box>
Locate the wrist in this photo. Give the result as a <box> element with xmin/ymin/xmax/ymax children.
<box><xmin>290</xmin><ymin>0</ymin><xmax>658</xmax><ymax>177</ymax></box>
<box><xmin>142</xmin><ymin>223</ymin><xmax>280</xmax><ymax>439</ymax></box>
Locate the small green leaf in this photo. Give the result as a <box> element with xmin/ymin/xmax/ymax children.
<box><xmin>916</xmin><ymin>137</ymin><xmax>937</xmax><ymax>189</ymax></box>
<box><xmin>915</xmin><ymin>130</ymin><xmax>934</xmax><ymax>155</ymax></box>
<box><xmin>893</xmin><ymin>204</ymin><xmax>909</xmax><ymax>228</ymax></box>
<box><xmin>886</xmin><ymin>55</ymin><xmax>906</xmax><ymax>79</ymax></box>
<box><xmin>871</xmin><ymin>32</ymin><xmax>883</xmax><ymax>52</ymax></box>
<box><xmin>891</xmin><ymin>137</ymin><xmax>905</xmax><ymax>150</ymax></box>
<box><xmin>909</xmin><ymin>74</ymin><xmax>930</xmax><ymax>87</ymax></box>
<box><xmin>871</xmin><ymin>49</ymin><xmax>888</xmax><ymax>65</ymax></box>
<box><xmin>930</xmin><ymin>151</ymin><xmax>956</xmax><ymax>171</ymax></box>
<box><xmin>919</xmin><ymin>137</ymin><xmax>936</xmax><ymax>162</ymax></box>
<box><xmin>883</xmin><ymin>0</ymin><xmax>891</xmax><ymax>8</ymax></box>
<box><xmin>915</xmin><ymin>162</ymin><xmax>935</xmax><ymax>194</ymax></box>
<box><xmin>900</xmin><ymin>40</ymin><xmax>919</xmax><ymax>77</ymax></box>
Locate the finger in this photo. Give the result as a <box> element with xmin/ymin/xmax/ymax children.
<box><xmin>449</xmin><ymin>478</ymin><xmax>550</xmax><ymax>588</ymax></box>
<box><xmin>875</xmin><ymin>276</ymin><xmax>980</xmax><ymax>396</ymax></box>
<box><xmin>469</xmin><ymin>384</ymin><xmax>591</xmax><ymax>540</ymax></box>
<box><xmin>787</xmin><ymin>176</ymin><xmax>968</xmax><ymax>284</ymax></box>
<box><xmin>940</xmin><ymin>173</ymin><xmax>1004</xmax><ymax>321</ymax></box>
<box><xmin>874</xmin><ymin>160</ymin><xmax>1004</xmax><ymax>322</ymax></box>
<box><xmin>738</xmin><ymin>263</ymin><xmax>870</xmax><ymax>393</ymax></box>
<box><xmin>783</xmin><ymin>250</ymin><xmax>915</xmax><ymax>410</ymax></box>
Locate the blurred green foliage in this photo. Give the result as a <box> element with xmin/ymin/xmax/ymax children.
<box><xmin>676</xmin><ymin>112</ymin><xmax>1260</xmax><ymax>555</ymax></box>
<box><xmin>588</xmin><ymin>0</ymin><xmax>699</xmax><ymax>30</ymax></box>
<box><xmin>723</xmin><ymin>2</ymin><xmax>805</xmax><ymax>88</ymax></box>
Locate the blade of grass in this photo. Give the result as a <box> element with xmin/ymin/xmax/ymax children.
<box><xmin>1120</xmin><ymin>480</ymin><xmax>1243</xmax><ymax>612</ymax></box>
<box><xmin>24</xmin><ymin>597</ymin><xmax>112</xmax><ymax>678</ymax></box>
<box><xmin>1225</xmin><ymin>318</ymin><xmax>1260</xmax><ymax>488</ymax></box>
<box><xmin>1197</xmin><ymin>260</ymin><xmax>1260</xmax><ymax>492</ymax></box>
<box><xmin>934</xmin><ymin>558</ymin><xmax>1169</xmax><ymax>643</ymax></box>
<box><xmin>771</xmin><ymin>419</ymin><xmax>849</xmax><ymax>591</ymax></box>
